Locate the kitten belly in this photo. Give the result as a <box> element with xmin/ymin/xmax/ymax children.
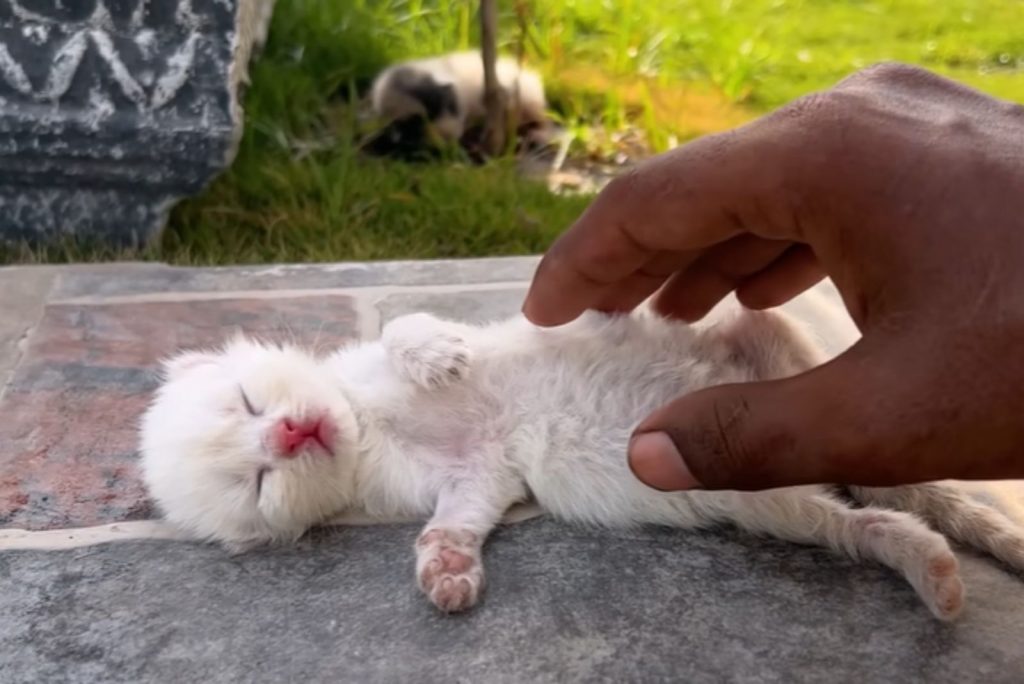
<box><xmin>501</xmin><ymin>339</ymin><xmax>744</xmax><ymax>447</ymax></box>
<box><xmin>491</xmin><ymin>352</ymin><xmax>715</xmax><ymax>526</ymax></box>
<box><xmin>477</xmin><ymin>331</ymin><xmax>747</xmax><ymax>488</ymax></box>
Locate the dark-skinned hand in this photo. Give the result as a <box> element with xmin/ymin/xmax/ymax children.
<box><xmin>522</xmin><ymin>63</ymin><xmax>1024</xmax><ymax>492</ymax></box>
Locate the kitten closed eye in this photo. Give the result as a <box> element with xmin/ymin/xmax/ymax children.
<box><xmin>240</xmin><ymin>387</ymin><xmax>262</xmax><ymax>416</ymax></box>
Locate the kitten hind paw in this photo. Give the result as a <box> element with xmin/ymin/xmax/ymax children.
<box><xmin>416</xmin><ymin>528</ymin><xmax>483</xmax><ymax>613</ymax></box>
<box><xmin>921</xmin><ymin>552</ymin><xmax>965</xmax><ymax>621</ymax></box>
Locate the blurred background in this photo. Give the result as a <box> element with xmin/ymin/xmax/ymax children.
<box><xmin>7</xmin><ymin>0</ymin><xmax>1022</xmax><ymax>266</ymax></box>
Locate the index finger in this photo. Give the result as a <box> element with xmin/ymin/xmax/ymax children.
<box><xmin>522</xmin><ymin>128</ymin><xmax>790</xmax><ymax>327</ymax></box>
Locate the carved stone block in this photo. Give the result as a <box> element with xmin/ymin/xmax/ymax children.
<box><xmin>0</xmin><ymin>0</ymin><xmax>275</xmax><ymax>248</ymax></box>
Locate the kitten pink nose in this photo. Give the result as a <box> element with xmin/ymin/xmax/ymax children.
<box><xmin>273</xmin><ymin>416</ymin><xmax>336</xmax><ymax>458</ymax></box>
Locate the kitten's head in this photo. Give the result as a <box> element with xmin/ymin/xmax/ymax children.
<box><xmin>139</xmin><ymin>336</ymin><xmax>359</xmax><ymax>552</ymax></box>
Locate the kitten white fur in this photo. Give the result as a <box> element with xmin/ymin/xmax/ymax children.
<box><xmin>140</xmin><ymin>305</ymin><xmax>1024</xmax><ymax>619</ymax></box>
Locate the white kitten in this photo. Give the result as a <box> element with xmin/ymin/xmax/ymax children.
<box><xmin>139</xmin><ymin>305</ymin><xmax>1024</xmax><ymax>619</ymax></box>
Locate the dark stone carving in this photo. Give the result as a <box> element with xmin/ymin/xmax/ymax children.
<box><xmin>0</xmin><ymin>0</ymin><xmax>274</xmax><ymax>248</ymax></box>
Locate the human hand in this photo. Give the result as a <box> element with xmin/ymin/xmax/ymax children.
<box><xmin>522</xmin><ymin>63</ymin><xmax>1024</xmax><ymax>491</ymax></box>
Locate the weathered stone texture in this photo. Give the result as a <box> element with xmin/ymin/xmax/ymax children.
<box><xmin>1</xmin><ymin>520</ymin><xmax>1023</xmax><ymax>682</ymax></box>
<box><xmin>50</xmin><ymin>256</ymin><xmax>542</xmax><ymax>298</ymax></box>
<box><xmin>0</xmin><ymin>266</ymin><xmax>56</xmax><ymax>394</ymax></box>
<box><xmin>0</xmin><ymin>0</ymin><xmax>274</xmax><ymax>246</ymax></box>
<box><xmin>377</xmin><ymin>288</ymin><xmax>528</xmax><ymax>328</ymax></box>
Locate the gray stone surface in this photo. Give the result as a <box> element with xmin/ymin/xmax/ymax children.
<box><xmin>50</xmin><ymin>256</ymin><xmax>541</xmax><ymax>298</ymax></box>
<box><xmin>2</xmin><ymin>518</ymin><xmax>1022</xmax><ymax>683</ymax></box>
<box><xmin>0</xmin><ymin>266</ymin><xmax>55</xmax><ymax>395</ymax></box>
<box><xmin>0</xmin><ymin>0</ymin><xmax>274</xmax><ymax>247</ymax></box>
<box><xmin>377</xmin><ymin>287</ymin><xmax>529</xmax><ymax>326</ymax></box>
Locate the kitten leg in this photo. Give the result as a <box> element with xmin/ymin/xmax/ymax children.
<box><xmin>415</xmin><ymin>471</ymin><xmax>524</xmax><ymax>613</ymax></box>
<box><xmin>381</xmin><ymin>313</ymin><xmax>473</xmax><ymax>390</ymax></box>
<box><xmin>724</xmin><ymin>490</ymin><xmax>965</xmax><ymax>620</ymax></box>
<box><xmin>849</xmin><ymin>484</ymin><xmax>1024</xmax><ymax>573</ymax></box>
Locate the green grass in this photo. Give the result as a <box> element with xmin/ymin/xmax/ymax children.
<box><xmin>4</xmin><ymin>0</ymin><xmax>1022</xmax><ymax>265</ymax></box>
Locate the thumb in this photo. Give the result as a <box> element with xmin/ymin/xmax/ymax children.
<box><xmin>627</xmin><ymin>352</ymin><xmax>870</xmax><ymax>492</ymax></box>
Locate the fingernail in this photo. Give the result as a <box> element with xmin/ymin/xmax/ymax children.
<box><xmin>628</xmin><ymin>432</ymin><xmax>702</xmax><ymax>491</ymax></box>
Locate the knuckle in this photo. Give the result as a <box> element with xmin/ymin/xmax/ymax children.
<box><xmin>771</xmin><ymin>90</ymin><xmax>865</xmax><ymax>177</ymax></box>
<box><xmin>606</xmin><ymin>142</ymin><xmax>701</xmax><ymax>203</ymax></box>
<box><xmin>839</xmin><ymin>61</ymin><xmax>923</xmax><ymax>88</ymax></box>
<box><xmin>1001</xmin><ymin>100</ymin><xmax>1024</xmax><ymax>120</ymax></box>
<box><xmin>776</xmin><ymin>90</ymin><xmax>851</xmax><ymax>131</ymax></box>
<box><xmin>771</xmin><ymin>92</ymin><xmax>855</xmax><ymax>159</ymax></box>
<box><xmin>600</xmin><ymin>166</ymin><xmax>644</xmax><ymax>205</ymax></box>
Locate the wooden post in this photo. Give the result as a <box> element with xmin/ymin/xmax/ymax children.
<box><xmin>480</xmin><ymin>0</ymin><xmax>506</xmax><ymax>157</ymax></box>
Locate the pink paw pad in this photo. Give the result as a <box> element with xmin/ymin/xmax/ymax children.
<box><xmin>926</xmin><ymin>553</ymin><xmax>964</xmax><ymax>621</ymax></box>
<box><xmin>420</xmin><ymin>547</ymin><xmax>475</xmax><ymax>586</ymax></box>
<box><xmin>415</xmin><ymin>528</ymin><xmax>483</xmax><ymax>613</ymax></box>
<box><xmin>431</xmin><ymin>576</ymin><xmax>476</xmax><ymax>613</ymax></box>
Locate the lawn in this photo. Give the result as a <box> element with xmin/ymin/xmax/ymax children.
<box><xmin>5</xmin><ymin>0</ymin><xmax>1022</xmax><ymax>265</ymax></box>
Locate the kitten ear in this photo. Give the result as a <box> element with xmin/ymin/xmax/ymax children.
<box><xmin>161</xmin><ymin>350</ymin><xmax>221</xmax><ymax>380</ymax></box>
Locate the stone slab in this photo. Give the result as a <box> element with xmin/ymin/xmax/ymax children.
<box><xmin>0</xmin><ymin>259</ymin><xmax>1021</xmax><ymax>683</ymax></box>
<box><xmin>1</xmin><ymin>518</ymin><xmax>1022</xmax><ymax>683</ymax></box>
<box><xmin>0</xmin><ymin>266</ymin><xmax>57</xmax><ymax>395</ymax></box>
<box><xmin>0</xmin><ymin>295</ymin><xmax>358</xmax><ymax>530</ymax></box>
<box><xmin>377</xmin><ymin>288</ymin><xmax>529</xmax><ymax>327</ymax></box>
<box><xmin>50</xmin><ymin>256</ymin><xmax>541</xmax><ymax>299</ymax></box>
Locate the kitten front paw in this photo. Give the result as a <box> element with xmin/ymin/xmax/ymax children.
<box><xmin>415</xmin><ymin>528</ymin><xmax>483</xmax><ymax>613</ymax></box>
<box><xmin>401</xmin><ymin>335</ymin><xmax>471</xmax><ymax>390</ymax></box>
<box><xmin>383</xmin><ymin>314</ymin><xmax>472</xmax><ymax>390</ymax></box>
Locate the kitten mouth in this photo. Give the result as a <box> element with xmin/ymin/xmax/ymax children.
<box><xmin>293</xmin><ymin>431</ymin><xmax>335</xmax><ymax>458</ymax></box>
<box><xmin>311</xmin><ymin>416</ymin><xmax>337</xmax><ymax>457</ymax></box>
<box><xmin>274</xmin><ymin>415</ymin><xmax>338</xmax><ymax>459</ymax></box>
<box><xmin>256</xmin><ymin>466</ymin><xmax>271</xmax><ymax>497</ymax></box>
<box><xmin>309</xmin><ymin>436</ymin><xmax>335</xmax><ymax>457</ymax></box>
